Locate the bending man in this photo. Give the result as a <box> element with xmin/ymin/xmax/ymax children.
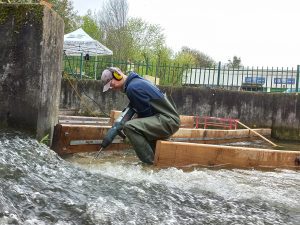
<box><xmin>101</xmin><ymin>67</ymin><xmax>180</xmax><ymax>164</ymax></box>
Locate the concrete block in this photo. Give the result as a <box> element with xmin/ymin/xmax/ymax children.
<box><xmin>0</xmin><ymin>4</ymin><xmax>64</xmax><ymax>143</ymax></box>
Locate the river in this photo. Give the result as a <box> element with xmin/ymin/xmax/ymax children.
<box><xmin>0</xmin><ymin>129</ymin><xmax>299</xmax><ymax>225</ymax></box>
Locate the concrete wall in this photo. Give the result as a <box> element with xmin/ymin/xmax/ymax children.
<box><xmin>60</xmin><ymin>79</ymin><xmax>300</xmax><ymax>141</ymax></box>
<box><xmin>60</xmin><ymin>79</ymin><xmax>129</xmax><ymax>117</ymax></box>
<box><xmin>0</xmin><ymin>4</ymin><xmax>64</xmax><ymax>142</ymax></box>
<box><xmin>160</xmin><ymin>87</ymin><xmax>300</xmax><ymax>140</ymax></box>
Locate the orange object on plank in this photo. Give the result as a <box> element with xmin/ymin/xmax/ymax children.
<box><xmin>109</xmin><ymin>110</ymin><xmax>121</xmax><ymax>125</ymax></box>
<box><xmin>179</xmin><ymin>115</ymin><xmax>194</xmax><ymax>128</ymax></box>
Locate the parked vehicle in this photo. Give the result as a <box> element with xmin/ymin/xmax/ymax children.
<box><xmin>283</xmin><ymin>88</ymin><xmax>299</xmax><ymax>93</ymax></box>
<box><xmin>239</xmin><ymin>83</ymin><xmax>264</xmax><ymax>92</ymax></box>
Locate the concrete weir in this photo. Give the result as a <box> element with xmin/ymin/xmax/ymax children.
<box><xmin>0</xmin><ymin>4</ymin><xmax>64</xmax><ymax>142</ymax></box>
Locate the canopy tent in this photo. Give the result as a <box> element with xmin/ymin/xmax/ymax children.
<box><xmin>63</xmin><ymin>28</ymin><xmax>113</xmax><ymax>79</ymax></box>
<box><xmin>63</xmin><ymin>28</ymin><xmax>113</xmax><ymax>56</ymax></box>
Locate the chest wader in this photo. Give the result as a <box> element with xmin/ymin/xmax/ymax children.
<box><xmin>123</xmin><ymin>95</ymin><xmax>180</xmax><ymax>164</ymax></box>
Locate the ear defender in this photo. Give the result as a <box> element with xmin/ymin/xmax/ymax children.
<box><xmin>113</xmin><ymin>71</ymin><xmax>122</xmax><ymax>80</ymax></box>
<box><xmin>108</xmin><ymin>67</ymin><xmax>123</xmax><ymax>81</ymax></box>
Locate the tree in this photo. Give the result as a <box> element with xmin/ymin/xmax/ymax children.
<box><xmin>228</xmin><ymin>56</ymin><xmax>242</xmax><ymax>68</ymax></box>
<box><xmin>175</xmin><ymin>47</ymin><xmax>216</xmax><ymax>67</ymax></box>
<box><xmin>49</xmin><ymin>0</ymin><xmax>79</xmax><ymax>33</ymax></box>
<box><xmin>174</xmin><ymin>49</ymin><xmax>197</xmax><ymax>66</ymax></box>
<box><xmin>100</xmin><ymin>0</ymin><xmax>128</xmax><ymax>30</ymax></box>
<box><xmin>98</xmin><ymin>0</ymin><xmax>130</xmax><ymax>59</ymax></box>
<box><xmin>127</xmin><ymin>18</ymin><xmax>167</xmax><ymax>62</ymax></box>
<box><xmin>80</xmin><ymin>10</ymin><xmax>102</xmax><ymax>42</ymax></box>
<box><xmin>155</xmin><ymin>46</ymin><xmax>172</xmax><ymax>65</ymax></box>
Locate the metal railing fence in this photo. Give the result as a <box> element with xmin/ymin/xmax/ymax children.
<box><xmin>63</xmin><ymin>55</ymin><xmax>300</xmax><ymax>93</ymax></box>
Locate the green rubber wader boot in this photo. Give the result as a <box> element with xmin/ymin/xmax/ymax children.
<box><xmin>123</xmin><ymin>95</ymin><xmax>180</xmax><ymax>164</ymax></box>
<box><xmin>123</xmin><ymin>122</ymin><xmax>154</xmax><ymax>164</ymax></box>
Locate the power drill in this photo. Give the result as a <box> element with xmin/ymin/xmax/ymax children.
<box><xmin>94</xmin><ymin>106</ymin><xmax>136</xmax><ymax>158</ymax></box>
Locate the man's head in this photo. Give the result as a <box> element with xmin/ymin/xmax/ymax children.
<box><xmin>101</xmin><ymin>67</ymin><xmax>126</xmax><ymax>92</ymax></box>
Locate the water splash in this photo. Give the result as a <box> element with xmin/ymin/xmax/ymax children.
<box><xmin>0</xmin><ymin>129</ymin><xmax>299</xmax><ymax>225</ymax></box>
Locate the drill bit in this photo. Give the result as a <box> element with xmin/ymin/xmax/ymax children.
<box><xmin>94</xmin><ymin>147</ymin><xmax>104</xmax><ymax>159</ymax></box>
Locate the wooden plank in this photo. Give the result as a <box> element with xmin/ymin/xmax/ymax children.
<box><xmin>171</xmin><ymin>128</ymin><xmax>271</xmax><ymax>140</ymax></box>
<box><xmin>59</xmin><ymin>120</ymin><xmax>109</xmax><ymax>125</ymax></box>
<box><xmin>58</xmin><ymin>115</ymin><xmax>109</xmax><ymax>121</ymax></box>
<box><xmin>51</xmin><ymin>122</ymin><xmax>272</xmax><ymax>155</ymax></box>
<box><xmin>154</xmin><ymin>141</ymin><xmax>300</xmax><ymax>170</ymax></box>
<box><xmin>58</xmin><ymin>115</ymin><xmax>110</xmax><ymax>125</ymax></box>
<box><xmin>51</xmin><ymin>124</ymin><xmax>130</xmax><ymax>155</ymax></box>
<box><xmin>237</xmin><ymin>120</ymin><xmax>278</xmax><ymax>147</ymax></box>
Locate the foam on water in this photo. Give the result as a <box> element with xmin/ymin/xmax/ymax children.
<box><xmin>77</xmin><ymin>159</ymin><xmax>300</xmax><ymax>208</ymax></box>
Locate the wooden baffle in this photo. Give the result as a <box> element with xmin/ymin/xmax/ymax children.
<box><xmin>171</xmin><ymin>127</ymin><xmax>271</xmax><ymax>142</ymax></box>
<box><xmin>51</xmin><ymin>115</ymin><xmax>129</xmax><ymax>155</ymax></box>
<box><xmin>51</xmin><ymin>124</ymin><xmax>130</xmax><ymax>155</ymax></box>
<box><xmin>154</xmin><ymin>141</ymin><xmax>300</xmax><ymax>170</ymax></box>
<box><xmin>52</xmin><ymin>112</ymin><xmax>273</xmax><ymax>156</ymax></box>
<box><xmin>52</xmin><ymin>113</ymin><xmax>196</xmax><ymax>155</ymax></box>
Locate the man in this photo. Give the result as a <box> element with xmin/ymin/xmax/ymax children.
<box><xmin>101</xmin><ymin>67</ymin><xmax>180</xmax><ymax>164</ymax></box>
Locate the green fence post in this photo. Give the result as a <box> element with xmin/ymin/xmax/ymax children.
<box><xmin>155</xmin><ymin>58</ymin><xmax>159</xmax><ymax>85</ymax></box>
<box><xmin>217</xmin><ymin>61</ymin><xmax>221</xmax><ymax>86</ymax></box>
<box><xmin>296</xmin><ymin>65</ymin><xmax>300</xmax><ymax>92</ymax></box>
<box><xmin>80</xmin><ymin>52</ymin><xmax>83</xmax><ymax>79</ymax></box>
<box><xmin>145</xmin><ymin>58</ymin><xmax>149</xmax><ymax>75</ymax></box>
<box><xmin>94</xmin><ymin>55</ymin><xmax>98</xmax><ymax>80</ymax></box>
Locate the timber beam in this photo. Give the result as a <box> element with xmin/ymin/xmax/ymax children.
<box><xmin>154</xmin><ymin>141</ymin><xmax>300</xmax><ymax>170</ymax></box>
<box><xmin>51</xmin><ymin>124</ymin><xmax>130</xmax><ymax>155</ymax></box>
<box><xmin>172</xmin><ymin>128</ymin><xmax>271</xmax><ymax>141</ymax></box>
<box><xmin>51</xmin><ymin>123</ymin><xmax>272</xmax><ymax>156</ymax></box>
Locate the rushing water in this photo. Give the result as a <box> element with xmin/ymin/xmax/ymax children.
<box><xmin>0</xmin><ymin>129</ymin><xmax>299</xmax><ymax>225</ymax></box>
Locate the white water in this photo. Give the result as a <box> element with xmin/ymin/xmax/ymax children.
<box><xmin>0</xmin><ymin>130</ymin><xmax>299</xmax><ymax>225</ymax></box>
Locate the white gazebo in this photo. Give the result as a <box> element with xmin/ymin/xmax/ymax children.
<box><xmin>63</xmin><ymin>28</ymin><xmax>113</xmax><ymax>79</ymax></box>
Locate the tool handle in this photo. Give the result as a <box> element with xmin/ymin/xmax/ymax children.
<box><xmin>237</xmin><ymin>120</ymin><xmax>278</xmax><ymax>147</ymax></box>
<box><xmin>101</xmin><ymin>106</ymin><xmax>136</xmax><ymax>149</ymax></box>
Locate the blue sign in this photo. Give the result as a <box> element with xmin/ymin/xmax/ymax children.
<box><xmin>244</xmin><ymin>77</ymin><xmax>265</xmax><ymax>84</ymax></box>
<box><xmin>273</xmin><ymin>78</ymin><xmax>295</xmax><ymax>84</ymax></box>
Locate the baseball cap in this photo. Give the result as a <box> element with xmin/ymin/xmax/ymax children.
<box><xmin>101</xmin><ymin>69</ymin><xmax>113</xmax><ymax>92</ymax></box>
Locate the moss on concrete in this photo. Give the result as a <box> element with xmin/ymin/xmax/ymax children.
<box><xmin>0</xmin><ymin>3</ymin><xmax>43</xmax><ymax>28</ymax></box>
<box><xmin>272</xmin><ymin>127</ymin><xmax>300</xmax><ymax>141</ymax></box>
